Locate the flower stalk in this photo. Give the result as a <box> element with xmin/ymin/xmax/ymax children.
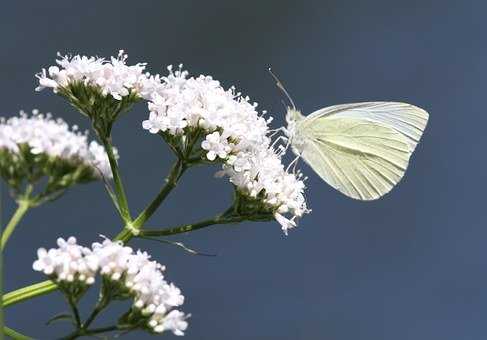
<box><xmin>100</xmin><ymin>137</ymin><xmax>131</xmax><ymax>223</ymax></box>
<box><xmin>1</xmin><ymin>186</ymin><xmax>34</xmax><ymax>251</ymax></box>
<box><xmin>133</xmin><ymin>159</ymin><xmax>186</xmax><ymax>228</ymax></box>
<box><xmin>60</xmin><ymin>324</ymin><xmax>132</xmax><ymax>340</ymax></box>
<box><xmin>140</xmin><ymin>212</ymin><xmax>273</xmax><ymax>238</ymax></box>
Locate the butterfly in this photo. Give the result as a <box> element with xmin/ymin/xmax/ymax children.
<box><xmin>270</xmin><ymin>70</ymin><xmax>429</xmax><ymax>201</ymax></box>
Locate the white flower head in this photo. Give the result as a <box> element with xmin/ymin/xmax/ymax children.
<box><xmin>201</xmin><ymin>131</ymin><xmax>231</xmax><ymax>161</ymax></box>
<box><xmin>36</xmin><ymin>51</ymin><xmax>160</xmax><ymax>101</ymax></box>
<box><xmin>33</xmin><ymin>237</ymin><xmax>98</xmax><ymax>284</ymax></box>
<box><xmin>142</xmin><ymin>66</ymin><xmax>310</xmax><ymax>232</ymax></box>
<box><xmin>142</xmin><ymin>65</ymin><xmax>269</xmax><ymax>149</ymax></box>
<box><xmin>33</xmin><ymin>236</ymin><xmax>189</xmax><ymax>335</ymax></box>
<box><xmin>0</xmin><ymin>110</ymin><xmax>114</xmax><ymax>179</ymax></box>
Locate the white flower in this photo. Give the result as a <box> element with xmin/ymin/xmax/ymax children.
<box><xmin>141</xmin><ymin>111</ymin><xmax>168</xmax><ymax>134</ymax></box>
<box><xmin>91</xmin><ymin>237</ymin><xmax>132</xmax><ymax>280</ymax></box>
<box><xmin>36</xmin><ymin>50</ymin><xmax>161</xmax><ymax>101</ymax></box>
<box><xmin>274</xmin><ymin>213</ymin><xmax>297</xmax><ymax>235</ymax></box>
<box><xmin>32</xmin><ymin>248</ymin><xmax>58</xmax><ymax>275</ymax></box>
<box><xmin>222</xmin><ymin>146</ymin><xmax>309</xmax><ymax>229</ymax></box>
<box><xmin>142</xmin><ymin>66</ymin><xmax>310</xmax><ymax>232</ymax></box>
<box><xmin>34</xmin><ymin>236</ymin><xmax>189</xmax><ymax>335</ymax></box>
<box><xmin>142</xmin><ymin>65</ymin><xmax>269</xmax><ymax>147</ymax></box>
<box><xmin>0</xmin><ymin>110</ymin><xmax>114</xmax><ymax>179</ymax></box>
<box><xmin>33</xmin><ymin>237</ymin><xmax>98</xmax><ymax>284</ymax></box>
<box><xmin>201</xmin><ymin>131</ymin><xmax>231</xmax><ymax>161</ymax></box>
<box><xmin>152</xmin><ymin>309</ymin><xmax>189</xmax><ymax>336</ymax></box>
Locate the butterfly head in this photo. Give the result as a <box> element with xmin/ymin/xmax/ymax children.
<box><xmin>286</xmin><ymin>107</ymin><xmax>304</xmax><ymax>124</ymax></box>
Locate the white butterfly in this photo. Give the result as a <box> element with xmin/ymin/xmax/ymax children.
<box><xmin>271</xmin><ymin>71</ymin><xmax>429</xmax><ymax>201</ymax></box>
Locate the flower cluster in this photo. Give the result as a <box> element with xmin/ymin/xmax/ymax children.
<box><xmin>33</xmin><ymin>236</ymin><xmax>188</xmax><ymax>336</ymax></box>
<box><xmin>142</xmin><ymin>66</ymin><xmax>309</xmax><ymax>233</ymax></box>
<box><xmin>33</xmin><ymin>237</ymin><xmax>98</xmax><ymax>284</ymax></box>
<box><xmin>34</xmin><ymin>52</ymin><xmax>310</xmax><ymax>233</ymax></box>
<box><xmin>0</xmin><ymin>110</ymin><xmax>113</xmax><ymax>179</ymax></box>
<box><xmin>36</xmin><ymin>50</ymin><xmax>161</xmax><ymax>101</ymax></box>
<box><xmin>36</xmin><ymin>51</ymin><xmax>165</xmax><ymax>138</ymax></box>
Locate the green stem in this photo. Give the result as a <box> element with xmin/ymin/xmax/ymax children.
<box><xmin>2</xmin><ymin>213</ymin><xmax>266</xmax><ymax>309</ymax></box>
<box><xmin>84</xmin><ymin>325</ymin><xmax>119</xmax><ymax>334</ymax></box>
<box><xmin>2</xmin><ymin>280</ymin><xmax>58</xmax><ymax>307</ymax></box>
<box><xmin>115</xmin><ymin>159</ymin><xmax>187</xmax><ymax>243</ymax></box>
<box><xmin>3</xmin><ymin>326</ymin><xmax>33</xmax><ymax>340</ymax></box>
<box><xmin>132</xmin><ymin>160</ymin><xmax>186</xmax><ymax>228</ymax></box>
<box><xmin>1</xmin><ymin>199</ymin><xmax>31</xmax><ymax>251</ymax></box>
<box><xmin>61</xmin><ymin>324</ymin><xmax>129</xmax><ymax>339</ymax></box>
<box><xmin>101</xmin><ymin>137</ymin><xmax>131</xmax><ymax>223</ymax></box>
<box><xmin>140</xmin><ymin>212</ymin><xmax>273</xmax><ymax>237</ymax></box>
<box><xmin>82</xmin><ymin>287</ymin><xmax>111</xmax><ymax>330</ymax></box>
<box><xmin>66</xmin><ymin>296</ymin><xmax>81</xmax><ymax>328</ymax></box>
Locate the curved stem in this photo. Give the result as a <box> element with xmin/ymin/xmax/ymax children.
<box><xmin>101</xmin><ymin>137</ymin><xmax>131</xmax><ymax>223</ymax></box>
<box><xmin>1</xmin><ymin>199</ymin><xmax>31</xmax><ymax>251</ymax></box>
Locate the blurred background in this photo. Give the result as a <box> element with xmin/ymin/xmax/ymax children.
<box><xmin>1</xmin><ymin>0</ymin><xmax>486</xmax><ymax>339</ymax></box>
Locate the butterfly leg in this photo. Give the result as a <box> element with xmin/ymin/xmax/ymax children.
<box><xmin>268</xmin><ymin>126</ymin><xmax>288</xmax><ymax>138</ymax></box>
<box><xmin>271</xmin><ymin>135</ymin><xmax>289</xmax><ymax>149</ymax></box>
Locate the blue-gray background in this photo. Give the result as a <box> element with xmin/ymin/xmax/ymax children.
<box><xmin>2</xmin><ymin>1</ymin><xmax>486</xmax><ymax>339</ymax></box>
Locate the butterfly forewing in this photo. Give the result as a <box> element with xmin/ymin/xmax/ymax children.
<box><xmin>301</xmin><ymin>102</ymin><xmax>429</xmax><ymax>151</ymax></box>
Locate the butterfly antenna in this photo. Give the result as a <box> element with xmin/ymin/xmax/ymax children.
<box><xmin>268</xmin><ymin>67</ymin><xmax>296</xmax><ymax>110</ymax></box>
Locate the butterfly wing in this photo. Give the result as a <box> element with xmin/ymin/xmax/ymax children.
<box><xmin>295</xmin><ymin>102</ymin><xmax>428</xmax><ymax>200</ymax></box>
<box><xmin>303</xmin><ymin>102</ymin><xmax>429</xmax><ymax>151</ymax></box>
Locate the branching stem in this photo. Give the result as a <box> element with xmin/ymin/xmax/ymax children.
<box><xmin>2</xmin><ymin>126</ymin><xmax>271</xmax><ymax>340</ymax></box>
<box><xmin>140</xmin><ymin>211</ymin><xmax>273</xmax><ymax>237</ymax></box>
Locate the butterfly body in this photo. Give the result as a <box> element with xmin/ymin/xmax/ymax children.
<box><xmin>284</xmin><ymin>108</ymin><xmax>306</xmax><ymax>154</ymax></box>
